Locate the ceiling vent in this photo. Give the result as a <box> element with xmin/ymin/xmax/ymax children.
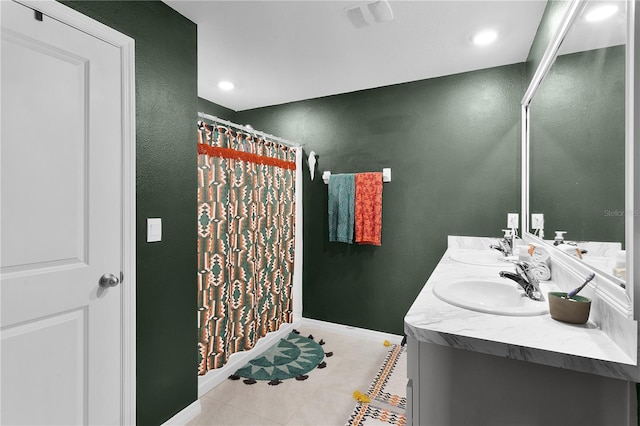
<box><xmin>345</xmin><ymin>1</ymin><xmax>394</xmax><ymax>28</ymax></box>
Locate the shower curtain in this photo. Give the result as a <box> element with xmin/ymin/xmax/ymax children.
<box><xmin>197</xmin><ymin>122</ymin><xmax>296</xmax><ymax>374</ymax></box>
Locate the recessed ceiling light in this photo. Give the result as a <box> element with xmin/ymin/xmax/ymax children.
<box><xmin>218</xmin><ymin>80</ymin><xmax>235</xmax><ymax>91</ymax></box>
<box><xmin>472</xmin><ymin>29</ymin><xmax>498</xmax><ymax>46</ymax></box>
<box><xmin>585</xmin><ymin>4</ymin><xmax>619</xmax><ymax>22</ymax></box>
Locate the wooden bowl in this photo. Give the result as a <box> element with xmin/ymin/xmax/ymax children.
<box><xmin>548</xmin><ymin>292</ymin><xmax>591</xmax><ymax>324</ymax></box>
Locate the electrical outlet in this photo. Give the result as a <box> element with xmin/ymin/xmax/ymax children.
<box><xmin>531</xmin><ymin>213</ymin><xmax>544</xmax><ymax>230</ymax></box>
<box><xmin>507</xmin><ymin>213</ymin><xmax>519</xmax><ymax>229</ymax></box>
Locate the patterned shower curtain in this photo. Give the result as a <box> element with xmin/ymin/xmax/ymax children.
<box><xmin>197</xmin><ymin>122</ymin><xmax>296</xmax><ymax>374</ymax></box>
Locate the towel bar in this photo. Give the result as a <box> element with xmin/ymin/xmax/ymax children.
<box><xmin>322</xmin><ymin>168</ymin><xmax>391</xmax><ymax>184</ymax></box>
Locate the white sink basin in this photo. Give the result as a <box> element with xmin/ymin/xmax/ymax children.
<box><xmin>433</xmin><ymin>279</ymin><xmax>548</xmax><ymax>316</ymax></box>
<box><xmin>449</xmin><ymin>250</ymin><xmax>509</xmax><ymax>267</ymax></box>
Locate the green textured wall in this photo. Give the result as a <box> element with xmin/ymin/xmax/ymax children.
<box><xmin>198</xmin><ymin>97</ymin><xmax>237</xmax><ymax>122</ymax></box>
<box><xmin>525</xmin><ymin>0</ymin><xmax>572</xmax><ymax>85</ymax></box>
<box><xmin>530</xmin><ymin>46</ymin><xmax>625</xmax><ymax>245</ymax></box>
<box><xmin>59</xmin><ymin>2</ymin><xmax>198</xmax><ymax>425</ymax></box>
<box><xmin>237</xmin><ymin>64</ymin><xmax>524</xmax><ymax>335</ymax></box>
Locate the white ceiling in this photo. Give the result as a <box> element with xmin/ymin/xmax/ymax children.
<box><xmin>558</xmin><ymin>1</ymin><xmax>626</xmax><ymax>56</ymax></box>
<box><xmin>165</xmin><ymin>1</ymin><xmax>548</xmax><ymax>112</ymax></box>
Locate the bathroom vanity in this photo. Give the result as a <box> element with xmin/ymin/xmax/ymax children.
<box><xmin>403</xmin><ymin>0</ymin><xmax>640</xmax><ymax>424</ymax></box>
<box><xmin>404</xmin><ymin>236</ymin><xmax>637</xmax><ymax>425</ymax></box>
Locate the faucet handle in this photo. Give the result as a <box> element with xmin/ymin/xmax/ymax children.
<box><xmin>512</xmin><ymin>260</ymin><xmax>529</xmax><ymax>270</ymax></box>
<box><xmin>490</xmin><ymin>244</ymin><xmax>506</xmax><ymax>253</ymax></box>
<box><xmin>512</xmin><ymin>261</ymin><xmax>541</xmax><ymax>288</ymax></box>
<box><xmin>512</xmin><ymin>260</ymin><xmax>529</xmax><ymax>274</ymax></box>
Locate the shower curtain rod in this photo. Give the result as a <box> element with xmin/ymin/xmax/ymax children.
<box><xmin>197</xmin><ymin>112</ymin><xmax>301</xmax><ymax>149</ymax></box>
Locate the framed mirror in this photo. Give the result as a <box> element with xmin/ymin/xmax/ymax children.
<box><xmin>522</xmin><ymin>0</ymin><xmax>633</xmax><ymax>308</ymax></box>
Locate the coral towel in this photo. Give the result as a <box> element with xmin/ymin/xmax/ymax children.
<box><xmin>355</xmin><ymin>172</ymin><xmax>383</xmax><ymax>245</ymax></box>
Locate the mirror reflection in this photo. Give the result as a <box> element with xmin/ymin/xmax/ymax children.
<box><xmin>529</xmin><ymin>0</ymin><xmax>626</xmax><ymax>281</ymax></box>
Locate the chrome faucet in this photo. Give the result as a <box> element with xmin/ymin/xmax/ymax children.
<box><xmin>499</xmin><ymin>261</ymin><xmax>544</xmax><ymax>301</ymax></box>
<box><xmin>490</xmin><ymin>237</ymin><xmax>513</xmax><ymax>257</ymax></box>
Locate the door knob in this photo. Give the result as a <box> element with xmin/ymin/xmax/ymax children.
<box><xmin>99</xmin><ymin>273</ymin><xmax>120</xmax><ymax>288</ymax></box>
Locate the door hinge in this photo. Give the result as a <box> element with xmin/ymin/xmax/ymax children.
<box><xmin>34</xmin><ymin>10</ymin><xmax>43</xmax><ymax>21</ymax></box>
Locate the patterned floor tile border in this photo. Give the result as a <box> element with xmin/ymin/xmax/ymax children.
<box><xmin>367</xmin><ymin>344</ymin><xmax>407</xmax><ymax>409</ymax></box>
<box><xmin>345</xmin><ymin>344</ymin><xmax>407</xmax><ymax>426</ymax></box>
<box><xmin>346</xmin><ymin>402</ymin><xmax>406</xmax><ymax>426</ymax></box>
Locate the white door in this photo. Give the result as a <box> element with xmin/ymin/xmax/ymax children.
<box><xmin>1</xmin><ymin>1</ymin><xmax>123</xmax><ymax>424</ymax></box>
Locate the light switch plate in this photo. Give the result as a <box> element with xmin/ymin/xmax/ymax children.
<box><xmin>531</xmin><ymin>213</ymin><xmax>544</xmax><ymax>230</ymax></box>
<box><xmin>507</xmin><ymin>213</ymin><xmax>519</xmax><ymax>229</ymax></box>
<box><xmin>147</xmin><ymin>218</ymin><xmax>162</xmax><ymax>242</ymax></box>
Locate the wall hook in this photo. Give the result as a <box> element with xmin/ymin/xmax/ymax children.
<box><xmin>308</xmin><ymin>151</ymin><xmax>317</xmax><ymax>181</ymax></box>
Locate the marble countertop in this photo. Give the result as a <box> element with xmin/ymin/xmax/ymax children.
<box><xmin>404</xmin><ymin>246</ymin><xmax>639</xmax><ymax>381</ymax></box>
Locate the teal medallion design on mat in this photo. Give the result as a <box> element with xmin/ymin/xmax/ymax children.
<box><xmin>234</xmin><ymin>332</ymin><xmax>325</xmax><ymax>381</ymax></box>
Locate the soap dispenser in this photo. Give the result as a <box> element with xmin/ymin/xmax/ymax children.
<box><xmin>501</xmin><ymin>229</ymin><xmax>518</xmax><ymax>260</ymax></box>
<box><xmin>553</xmin><ymin>231</ymin><xmax>566</xmax><ymax>246</ymax></box>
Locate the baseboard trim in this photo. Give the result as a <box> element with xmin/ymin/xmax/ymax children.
<box><xmin>161</xmin><ymin>399</ymin><xmax>201</xmax><ymax>426</ymax></box>
<box><xmin>300</xmin><ymin>317</ymin><xmax>404</xmax><ymax>344</ymax></box>
<box><xmin>197</xmin><ymin>316</ymin><xmax>302</xmax><ymax>398</ymax></box>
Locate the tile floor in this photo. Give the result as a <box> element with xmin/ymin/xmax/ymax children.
<box><xmin>188</xmin><ymin>324</ymin><xmax>396</xmax><ymax>426</ymax></box>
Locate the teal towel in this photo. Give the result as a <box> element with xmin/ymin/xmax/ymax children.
<box><xmin>328</xmin><ymin>174</ymin><xmax>355</xmax><ymax>243</ymax></box>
